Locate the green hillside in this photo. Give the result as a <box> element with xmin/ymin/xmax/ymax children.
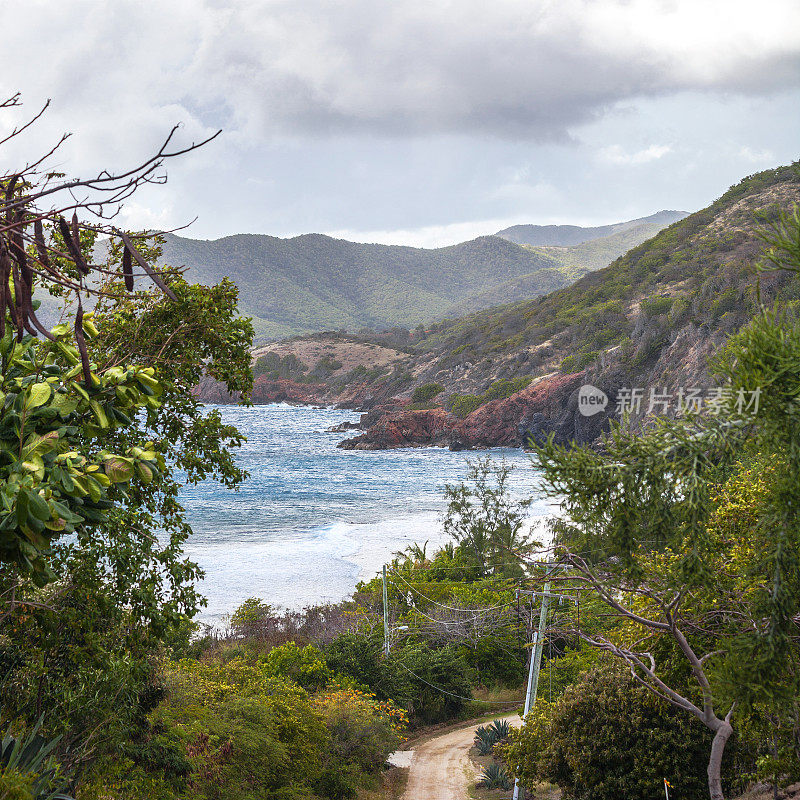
<box><xmin>159</xmin><ymin>232</ymin><xmax>562</xmax><ymax>339</ymax></box>
<box><xmin>239</xmin><ymin>164</ymin><xmax>800</xmax><ymax>420</ymax></box>
<box><xmin>417</xmin><ymin>164</ymin><xmax>800</xmax><ymax>385</ymax></box>
<box><xmin>440</xmin><ymin>218</ymin><xmax>686</xmax><ymax>317</ymax></box>
<box><xmin>160</xmin><ymin>212</ymin><xmax>683</xmax><ymax>341</ymax></box>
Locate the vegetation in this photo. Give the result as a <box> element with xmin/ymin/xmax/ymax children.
<box><xmin>411</xmin><ymin>382</ymin><xmax>444</xmax><ymax>404</ymax></box>
<box><xmin>162</xmin><ymin>212</ymin><xmax>682</xmax><ymax>340</ymax></box>
<box><xmin>498</xmin><ymin>666</ymin><xmax>712</xmax><ymax>800</ymax></box>
<box><xmin>446</xmin><ymin>377</ymin><xmax>532</xmax><ymax>417</ymax></box>
<box><xmin>516</xmin><ymin>204</ymin><xmax>800</xmax><ymax>800</ymax></box>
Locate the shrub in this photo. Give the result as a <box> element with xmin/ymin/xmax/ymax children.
<box><xmin>640</xmin><ymin>295</ymin><xmax>674</xmax><ymax>317</ymax></box>
<box><xmin>448</xmin><ymin>394</ymin><xmax>483</xmax><ymax>418</ymax></box>
<box><xmin>313</xmin><ymin>688</ymin><xmax>406</xmax><ymax>774</ymax></box>
<box><xmin>260</xmin><ymin>642</ymin><xmax>332</xmax><ymax>691</ymax></box>
<box><xmin>473</xmin><ymin>719</ymin><xmax>511</xmax><ymax>755</ymax></box>
<box><xmin>497</xmin><ymin>666</ymin><xmax>712</xmax><ymax>800</ymax></box>
<box><xmin>474</xmin><ymin>726</ymin><xmax>495</xmax><ymax>755</ymax></box>
<box><xmin>0</xmin><ymin>722</ymin><xmax>73</xmax><ymax>800</ymax></box>
<box><xmin>411</xmin><ymin>382</ymin><xmax>445</xmax><ymax>403</ymax></box>
<box><xmin>152</xmin><ymin>660</ymin><xmax>329</xmax><ymax>799</ymax></box>
<box><xmin>476</xmin><ymin>763</ymin><xmax>512</xmax><ymax>790</ymax></box>
<box><xmin>560</xmin><ymin>351</ymin><xmax>596</xmax><ymax>372</ymax></box>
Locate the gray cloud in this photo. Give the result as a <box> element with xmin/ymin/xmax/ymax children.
<box><xmin>0</xmin><ymin>1</ymin><xmax>797</xmax><ymax>242</ymax></box>
<box><xmin>2</xmin><ymin>0</ymin><xmax>799</xmax><ymax>145</ymax></box>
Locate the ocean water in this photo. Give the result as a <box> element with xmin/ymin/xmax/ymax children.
<box><xmin>179</xmin><ymin>404</ymin><xmax>554</xmax><ymax>625</ymax></box>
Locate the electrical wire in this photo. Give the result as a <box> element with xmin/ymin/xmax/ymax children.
<box><xmin>394</xmin><ymin>661</ymin><xmax>522</xmax><ymax>705</ymax></box>
<box><xmin>390</xmin><ymin>571</ymin><xmax>518</xmax><ymax>613</ymax></box>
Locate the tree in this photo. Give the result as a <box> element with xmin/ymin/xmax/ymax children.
<box><xmin>529</xmin><ymin>207</ymin><xmax>800</xmax><ymax>800</ymax></box>
<box><xmin>0</xmin><ymin>95</ymin><xmax>253</xmax><ymax>775</ymax></box>
<box><xmin>497</xmin><ymin>665</ymin><xmax>712</xmax><ymax>800</ymax></box>
<box><xmin>443</xmin><ymin>457</ymin><xmax>536</xmax><ymax>578</ymax></box>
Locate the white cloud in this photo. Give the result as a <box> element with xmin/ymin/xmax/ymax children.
<box><xmin>738</xmin><ymin>145</ymin><xmax>776</xmax><ymax>163</ymax></box>
<box><xmin>600</xmin><ymin>144</ymin><xmax>673</xmax><ymax>165</ymax></box>
<box><xmin>1</xmin><ymin>0</ymin><xmax>799</xmax><ymax>150</ymax></box>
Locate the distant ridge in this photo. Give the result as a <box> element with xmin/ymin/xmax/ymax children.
<box><xmin>495</xmin><ymin>210</ymin><xmax>687</xmax><ymax>247</ymax></box>
<box><xmin>160</xmin><ymin>210</ymin><xmax>686</xmax><ymax>341</ymax></box>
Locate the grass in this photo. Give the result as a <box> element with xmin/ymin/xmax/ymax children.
<box><xmin>356</xmin><ymin>767</ymin><xmax>409</xmax><ymax>800</ymax></box>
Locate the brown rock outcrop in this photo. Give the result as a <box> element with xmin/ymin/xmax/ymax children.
<box><xmin>338</xmin><ymin>372</ymin><xmax>590</xmax><ymax>450</ymax></box>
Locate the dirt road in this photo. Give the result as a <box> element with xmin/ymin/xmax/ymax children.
<box><xmin>391</xmin><ymin>712</ymin><xmax>522</xmax><ymax>800</ymax></box>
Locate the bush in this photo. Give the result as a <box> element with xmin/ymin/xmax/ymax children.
<box><xmin>260</xmin><ymin>642</ymin><xmax>332</xmax><ymax>690</ymax></box>
<box><xmin>640</xmin><ymin>295</ymin><xmax>674</xmax><ymax>317</ymax></box>
<box><xmin>497</xmin><ymin>666</ymin><xmax>711</xmax><ymax>800</ymax></box>
<box><xmin>560</xmin><ymin>351</ymin><xmax>597</xmax><ymax>372</ymax></box>
<box><xmin>151</xmin><ymin>659</ymin><xmax>329</xmax><ymax>799</ymax></box>
<box><xmin>411</xmin><ymin>382</ymin><xmax>445</xmax><ymax>403</ymax></box>
<box><xmin>476</xmin><ymin>763</ymin><xmax>512</xmax><ymax>790</ymax></box>
<box><xmin>448</xmin><ymin>393</ymin><xmax>484</xmax><ymax>418</ymax></box>
<box><xmin>313</xmin><ymin>688</ymin><xmax>406</xmax><ymax>774</ymax></box>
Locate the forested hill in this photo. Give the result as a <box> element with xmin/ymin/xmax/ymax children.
<box><xmin>160</xmin><ymin>211</ymin><xmax>682</xmax><ymax>340</ymax></box>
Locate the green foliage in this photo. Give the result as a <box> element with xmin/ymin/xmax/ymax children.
<box><xmin>476</xmin><ymin>762</ymin><xmax>512</xmax><ymax>790</ymax></box>
<box><xmin>1</xmin><ymin>234</ymin><xmax>254</xmax><ymax>781</ymax></box>
<box><xmin>152</xmin><ymin>658</ymin><xmax>329</xmax><ymax>800</ymax></box>
<box><xmin>253</xmin><ymin>352</ymin><xmax>308</xmax><ymax>380</ymax></box>
<box><xmin>498</xmin><ymin>667</ymin><xmax>711</xmax><ymax>800</ymax></box>
<box><xmin>447</xmin><ymin>377</ymin><xmax>532</xmax><ymax>417</ymax></box>
<box><xmin>260</xmin><ymin>642</ymin><xmax>332</xmax><ymax>690</ymax></box>
<box><xmin>473</xmin><ymin>719</ymin><xmax>511</xmax><ymax>755</ymax></box>
<box><xmin>0</xmin><ymin>320</ymin><xmax>164</xmax><ymax>585</ymax></box>
<box><xmin>447</xmin><ymin>393</ymin><xmax>483</xmax><ymax>418</ymax></box>
<box><xmin>411</xmin><ymin>382</ymin><xmax>444</xmax><ymax>403</ymax></box>
<box><xmin>560</xmin><ymin>351</ymin><xmax>597</xmax><ymax>372</ymax></box>
<box><xmin>0</xmin><ymin>721</ymin><xmax>73</xmax><ymax>800</ymax></box>
<box><xmin>443</xmin><ymin>458</ymin><xmax>535</xmax><ymax>577</ymax></box>
<box><xmin>640</xmin><ymin>295</ymin><xmax>674</xmax><ymax>317</ymax></box>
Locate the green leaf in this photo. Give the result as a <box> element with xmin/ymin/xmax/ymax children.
<box><xmin>104</xmin><ymin>457</ymin><xmax>134</xmax><ymax>483</ymax></box>
<box><xmin>26</xmin><ymin>382</ymin><xmax>52</xmax><ymax>409</ymax></box>
<box><xmin>135</xmin><ymin>461</ymin><xmax>153</xmax><ymax>484</ymax></box>
<box><xmin>26</xmin><ymin>489</ymin><xmax>51</xmax><ymax>523</ymax></box>
<box><xmin>89</xmin><ymin>400</ymin><xmax>109</xmax><ymax>429</ymax></box>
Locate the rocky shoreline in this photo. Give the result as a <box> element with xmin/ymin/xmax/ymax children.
<box><xmin>195</xmin><ymin>370</ymin><xmax>617</xmax><ymax>451</ymax></box>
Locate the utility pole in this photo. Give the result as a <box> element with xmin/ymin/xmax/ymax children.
<box><xmin>382</xmin><ymin>564</ymin><xmax>390</xmax><ymax>656</ymax></box>
<box><xmin>512</xmin><ymin>574</ymin><xmax>554</xmax><ymax>800</ymax></box>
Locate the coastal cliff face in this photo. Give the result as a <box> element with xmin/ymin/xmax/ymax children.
<box><xmin>197</xmin><ymin>166</ymin><xmax>799</xmax><ymax>451</ymax></box>
<box><xmin>336</xmin><ymin>372</ymin><xmax>596</xmax><ymax>450</ymax></box>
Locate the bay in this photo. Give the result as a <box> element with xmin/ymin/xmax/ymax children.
<box><xmin>180</xmin><ymin>404</ymin><xmax>552</xmax><ymax>626</ymax></box>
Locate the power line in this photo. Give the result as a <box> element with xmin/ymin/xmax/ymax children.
<box><xmin>394</xmin><ymin>661</ymin><xmax>522</xmax><ymax>706</ymax></box>
<box><xmin>390</xmin><ymin>570</ymin><xmax>518</xmax><ymax>613</ymax></box>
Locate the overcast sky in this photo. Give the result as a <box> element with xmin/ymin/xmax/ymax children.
<box><xmin>1</xmin><ymin>0</ymin><xmax>799</xmax><ymax>247</ymax></box>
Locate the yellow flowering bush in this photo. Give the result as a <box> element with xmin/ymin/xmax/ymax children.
<box><xmin>313</xmin><ymin>687</ymin><xmax>407</xmax><ymax>773</ymax></box>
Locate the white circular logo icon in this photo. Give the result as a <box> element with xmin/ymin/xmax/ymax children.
<box><xmin>578</xmin><ymin>384</ymin><xmax>609</xmax><ymax>417</ymax></box>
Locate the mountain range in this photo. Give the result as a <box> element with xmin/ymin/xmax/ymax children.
<box><xmin>160</xmin><ymin>210</ymin><xmax>686</xmax><ymax>340</ymax></box>
<box><xmin>198</xmin><ymin>163</ymin><xmax>800</xmax><ymax>451</ymax></box>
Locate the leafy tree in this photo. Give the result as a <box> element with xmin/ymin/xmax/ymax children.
<box><xmin>498</xmin><ymin>666</ymin><xmax>712</xmax><ymax>800</ymax></box>
<box><xmin>443</xmin><ymin>457</ymin><xmax>535</xmax><ymax>577</ymax></box>
<box><xmin>0</xmin><ymin>235</ymin><xmax>253</xmax><ymax>769</ymax></box>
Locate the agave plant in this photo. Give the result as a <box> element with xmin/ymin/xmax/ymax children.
<box><xmin>0</xmin><ymin>719</ymin><xmax>73</xmax><ymax>800</ymax></box>
<box><xmin>473</xmin><ymin>725</ymin><xmax>495</xmax><ymax>755</ymax></box>
<box><xmin>487</xmin><ymin>718</ymin><xmax>511</xmax><ymax>742</ymax></box>
<box><xmin>477</xmin><ymin>762</ymin><xmax>513</xmax><ymax>790</ymax></box>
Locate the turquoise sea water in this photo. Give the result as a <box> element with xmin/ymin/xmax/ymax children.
<box><xmin>180</xmin><ymin>404</ymin><xmax>553</xmax><ymax>625</ymax></box>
